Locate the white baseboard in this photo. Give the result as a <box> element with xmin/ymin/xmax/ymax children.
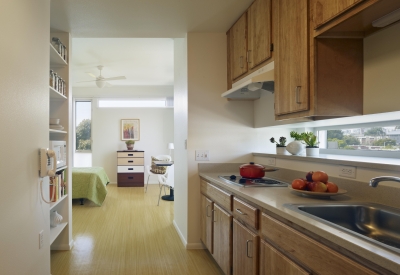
<box><xmin>173</xmin><ymin>220</ymin><xmax>205</xmax><ymax>250</ymax></box>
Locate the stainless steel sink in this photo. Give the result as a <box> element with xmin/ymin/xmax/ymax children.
<box><xmin>284</xmin><ymin>202</ymin><xmax>400</xmax><ymax>253</ymax></box>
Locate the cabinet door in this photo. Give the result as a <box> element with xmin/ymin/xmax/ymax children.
<box><xmin>273</xmin><ymin>0</ymin><xmax>309</xmax><ymax>116</ymax></box>
<box><xmin>248</xmin><ymin>0</ymin><xmax>272</xmax><ymax>69</ymax></box>
<box><xmin>313</xmin><ymin>0</ymin><xmax>364</xmax><ymax>28</ymax></box>
<box><xmin>200</xmin><ymin>194</ymin><xmax>213</xmax><ymax>253</ymax></box>
<box><xmin>233</xmin><ymin>219</ymin><xmax>259</xmax><ymax>275</ymax></box>
<box><xmin>260</xmin><ymin>240</ymin><xmax>309</xmax><ymax>275</ymax></box>
<box><xmin>213</xmin><ymin>204</ymin><xmax>232</xmax><ymax>275</ymax></box>
<box><xmin>231</xmin><ymin>13</ymin><xmax>248</xmax><ymax>80</ymax></box>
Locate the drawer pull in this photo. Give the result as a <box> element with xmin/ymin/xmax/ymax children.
<box><xmin>128</xmin><ymin>154</ymin><xmax>133</xmax><ymax>156</ymax></box>
<box><xmin>236</xmin><ymin>208</ymin><xmax>247</xmax><ymax>215</ymax></box>
<box><xmin>128</xmin><ymin>160</ymin><xmax>134</xmax><ymax>163</ymax></box>
<box><xmin>128</xmin><ymin>177</ymin><xmax>133</xmax><ymax>179</ymax></box>
<box><xmin>128</xmin><ymin>168</ymin><xmax>133</xmax><ymax>170</ymax></box>
<box><xmin>246</xmin><ymin>240</ymin><xmax>253</xmax><ymax>258</ymax></box>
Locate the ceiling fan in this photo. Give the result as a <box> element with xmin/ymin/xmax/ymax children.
<box><xmin>77</xmin><ymin>65</ymin><xmax>126</xmax><ymax>88</ymax></box>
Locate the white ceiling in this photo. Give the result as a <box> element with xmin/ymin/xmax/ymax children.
<box><xmin>50</xmin><ymin>0</ymin><xmax>253</xmax><ymax>38</ymax></box>
<box><xmin>52</xmin><ymin>0</ymin><xmax>253</xmax><ymax>88</ymax></box>
<box><xmin>72</xmin><ymin>38</ymin><xmax>174</xmax><ymax>87</ymax></box>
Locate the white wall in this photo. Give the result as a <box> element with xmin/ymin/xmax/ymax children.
<box><xmin>173</xmin><ymin>37</ymin><xmax>189</xmax><ymax>245</ymax></box>
<box><xmin>73</xmin><ymin>87</ymin><xmax>174</xmax><ymax>183</ymax></box>
<box><xmin>185</xmin><ymin>33</ymin><xmax>280</xmax><ymax>247</ymax></box>
<box><xmin>0</xmin><ymin>0</ymin><xmax>51</xmax><ymax>274</ymax></box>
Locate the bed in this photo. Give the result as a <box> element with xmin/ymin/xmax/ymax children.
<box><xmin>72</xmin><ymin>167</ymin><xmax>110</xmax><ymax>206</ymax></box>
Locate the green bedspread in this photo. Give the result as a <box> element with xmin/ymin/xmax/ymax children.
<box><xmin>72</xmin><ymin>167</ymin><xmax>109</xmax><ymax>206</ymax></box>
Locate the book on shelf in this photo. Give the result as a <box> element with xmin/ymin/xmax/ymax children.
<box><xmin>49</xmin><ymin>170</ymin><xmax>66</xmax><ymax>202</ymax></box>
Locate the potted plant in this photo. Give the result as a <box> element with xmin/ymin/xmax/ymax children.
<box><xmin>287</xmin><ymin>131</ymin><xmax>306</xmax><ymax>155</ymax></box>
<box><xmin>270</xmin><ymin>137</ymin><xmax>289</xmax><ymax>155</ymax></box>
<box><xmin>125</xmin><ymin>140</ymin><xmax>135</xmax><ymax>150</ymax></box>
<box><xmin>302</xmin><ymin>132</ymin><xmax>319</xmax><ymax>156</ymax></box>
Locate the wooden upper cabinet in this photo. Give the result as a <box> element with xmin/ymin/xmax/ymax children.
<box><xmin>213</xmin><ymin>204</ymin><xmax>232</xmax><ymax>275</ymax></box>
<box><xmin>231</xmin><ymin>13</ymin><xmax>248</xmax><ymax>80</ymax></box>
<box><xmin>260</xmin><ymin>240</ymin><xmax>310</xmax><ymax>275</ymax></box>
<box><xmin>273</xmin><ymin>0</ymin><xmax>309</xmax><ymax>116</ymax></box>
<box><xmin>313</xmin><ymin>0</ymin><xmax>364</xmax><ymax>28</ymax></box>
<box><xmin>200</xmin><ymin>194</ymin><xmax>213</xmax><ymax>254</ymax></box>
<box><xmin>248</xmin><ymin>0</ymin><xmax>272</xmax><ymax>69</ymax></box>
<box><xmin>233</xmin><ymin>219</ymin><xmax>259</xmax><ymax>275</ymax></box>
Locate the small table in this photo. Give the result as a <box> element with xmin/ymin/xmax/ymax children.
<box><xmin>154</xmin><ymin>161</ymin><xmax>174</xmax><ymax>201</ymax></box>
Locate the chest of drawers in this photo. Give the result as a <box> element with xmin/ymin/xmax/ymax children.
<box><xmin>117</xmin><ymin>150</ymin><xmax>144</xmax><ymax>187</ymax></box>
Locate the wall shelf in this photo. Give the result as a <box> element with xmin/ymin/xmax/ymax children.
<box><xmin>50</xmin><ymin>194</ymin><xmax>68</xmax><ymax>211</ymax></box>
<box><xmin>49</xmin><ymin>129</ymin><xmax>67</xmax><ymax>134</ymax></box>
<box><xmin>49</xmin><ymin>86</ymin><xmax>67</xmax><ymax>100</ymax></box>
<box><xmin>49</xmin><ymin>222</ymin><xmax>68</xmax><ymax>245</ymax></box>
<box><xmin>50</xmin><ymin>44</ymin><xmax>67</xmax><ymax>67</ymax></box>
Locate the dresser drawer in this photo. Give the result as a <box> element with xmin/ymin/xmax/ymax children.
<box><xmin>117</xmin><ymin>173</ymin><xmax>144</xmax><ymax>187</ymax></box>
<box><xmin>118</xmin><ymin>152</ymin><xmax>144</xmax><ymax>158</ymax></box>
<box><xmin>117</xmin><ymin>158</ymin><xmax>144</xmax><ymax>166</ymax></box>
<box><xmin>118</xmin><ymin>166</ymin><xmax>145</xmax><ymax>173</ymax></box>
<box><xmin>233</xmin><ymin>197</ymin><xmax>259</xmax><ymax>230</ymax></box>
<box><xmin>200</xmin><ymin>180</ymin><xmax>232</xmax><ymax>211</ymax></box>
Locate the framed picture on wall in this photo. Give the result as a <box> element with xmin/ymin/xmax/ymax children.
<box><xmin>121</xmin><ymin>119</ymin><xmax>140</xmax><ymax>141</ymax></box>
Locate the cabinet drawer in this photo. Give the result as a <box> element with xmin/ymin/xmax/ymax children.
<box><xmin>117</xmin><ymin>173</ymin><xmax>144</xmax><ymax>187</ymax></box>
<box><xmin>118</xmin><ymin>152</ymin><xmax>144</xmax><ymax>158</ymax></box>
<box><xmin>117</xmin><ymin>166</ymin><xmax>144</xmax><ymax>173</ymax></box>
<box><xmin>117</xmin><ymin>158</ymin><xmax>144</xmax><ymax>166</ymax></box>
<box><xmin>200</xmin><ymin>180</ymin><xmax>232</xmax><ymax>211</ymax></box>
<box><xmin>233</xmin><ymin>197</ymin><xmax>259</xmax><ymax>230</ymax></box>
<box><xmin>261</xmin><ymin>213</ymin><xmax>378</xmax><ymax>275</ymax></box>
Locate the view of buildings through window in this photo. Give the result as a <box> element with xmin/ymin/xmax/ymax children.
<box><xmin>323</xmin><ymin>126</ymin><xmax>400</xmax><ymax>151</ymax></box>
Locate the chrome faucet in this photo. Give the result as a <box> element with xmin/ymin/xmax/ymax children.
<box><xmin>369</xmin><ymin>176</ymin><xmax>400</xmax><ymax>187</ymax></box>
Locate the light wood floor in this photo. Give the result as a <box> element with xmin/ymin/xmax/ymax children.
<box><xmin>51</xmin><ymin>184</ymin><xmax>223</xmax><ymax>275</ymax></box>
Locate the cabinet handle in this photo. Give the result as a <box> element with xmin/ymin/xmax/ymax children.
<box><xmin>212</xmin><ymin>210</ymin><xmax>217</xmax><ymax>222</ymax></box>
<box><xmin>128</xmin><ymin>154</ymin><xmax>133</xmax><ymax>156</ymax></box>
<box><xmin>247</xmin><ymin>50</ymin><xmax>251</xmax><ymax>63</ymax></box>
<box><xmin>128</xmin><ymin>168</ymin><xmax>133</xmax><ymax>170</ymax></box>
<box><xmin>236</xmin><ymin>208</ymin><xmax>247</xmax><ymax>215</ymax></box>
<box><xmin>128</xmin><ymin>160</ymin><xmax>134</xmax><ymax>163</ymax></box>
<box><xmin>295</xmin><ymin>86</ymin><xmax>301</xmax><ymax>104</ymax></box>
<box><xmin>246</xmin><ymin>240</ymin><xmax>253</xmax><ymax>258</ymax></box>
<box><xmin>240</xmin><ymin>56</ymin><xmax>243</xmax><ymax>68</ymax></box>
<box><xmin>206</xmin><ymin>205</ymin><xmax>210</xmax><ymax>217</ymax></box>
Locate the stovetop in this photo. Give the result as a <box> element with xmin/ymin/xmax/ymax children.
<box><xmin>218</xmin><ymin>175</ymin><xmax>288</xmax><ymax>188</ymax></box>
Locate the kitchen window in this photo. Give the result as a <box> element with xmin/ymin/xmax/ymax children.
<box><xmin>317</xmin><ymin>122</ymin><xmax>400</xmax><ymax>159</ymax></box>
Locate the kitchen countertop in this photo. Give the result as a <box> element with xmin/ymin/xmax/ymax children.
<box><xmin>199</xmin><ymin>168</ymin><xmax>400</xmax><ymax>274</ymax></box>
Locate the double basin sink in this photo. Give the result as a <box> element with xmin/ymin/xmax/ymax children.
<box><xmin>284</xmin><ymin>202</ymin><xmax>400</xmax><ymax>253</ymax></box>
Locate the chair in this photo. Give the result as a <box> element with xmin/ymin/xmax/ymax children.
<box><xmin>157</xmin><ymin>173</ymin><xmax>174</xmax><ymax>206</ymax></box>
<box><xmin>145</xmin><ymin>155</ymin><xmax>172</xmax><ymax>193</ymax></box>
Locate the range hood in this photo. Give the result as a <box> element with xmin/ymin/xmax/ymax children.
<box><xmin>221</xmin><ymin>69</ymin><xmax>274</xmax><ymax>100</ymax></box>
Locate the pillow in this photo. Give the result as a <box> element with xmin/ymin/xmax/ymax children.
<box><xmin>150</xmin><ymin>156</ymin><xmax>167</xmax><ymax>174</ymax></box>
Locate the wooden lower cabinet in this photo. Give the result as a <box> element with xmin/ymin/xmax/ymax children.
<box><xmin>200</xmin><ymin>194</ymin><xmax>213</xmax><ymax>254</ymax></box>
<box><xmin>233</xmin><ymin>219</ymin><xmax>259</xmax><ymax>275</ymax></box>
<box><xmin>260</xmin><ymin>240</ymin><xmax>309</xmax><ymax>275</ymax></box>
<box><xmin>261</xmin><ymin>213</ymin><xmax>378</xmax><ymax>275</ymax></box>
<box><xmin>213</xmin><ymin>204</ymin><xmax>232</xmax><ymax>275</ymax></box>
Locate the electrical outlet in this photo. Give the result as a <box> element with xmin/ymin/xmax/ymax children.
<box><xmin>195</xmin><ymin>150</ymin><xmax>209</xmax><ymax>161</ymax></box>
<box><xmin>39</xmin><ymin>230</ymin><xmax>44</xmax><ymax>249</ymax></box>
<box><xmin>266</xmin><ymin>157</ymin><xmax>276</xmax><ymax>166</ymax></box>
<box><xmin>338</xmin><ymin>165</ymin><xmax>356</xmax><ymax>179</ymax></box>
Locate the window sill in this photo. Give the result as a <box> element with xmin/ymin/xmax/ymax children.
<box><xmin>253</xmin><ymin>152</ymin><xmax>400</xmax><ymax>172</ymax></box>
